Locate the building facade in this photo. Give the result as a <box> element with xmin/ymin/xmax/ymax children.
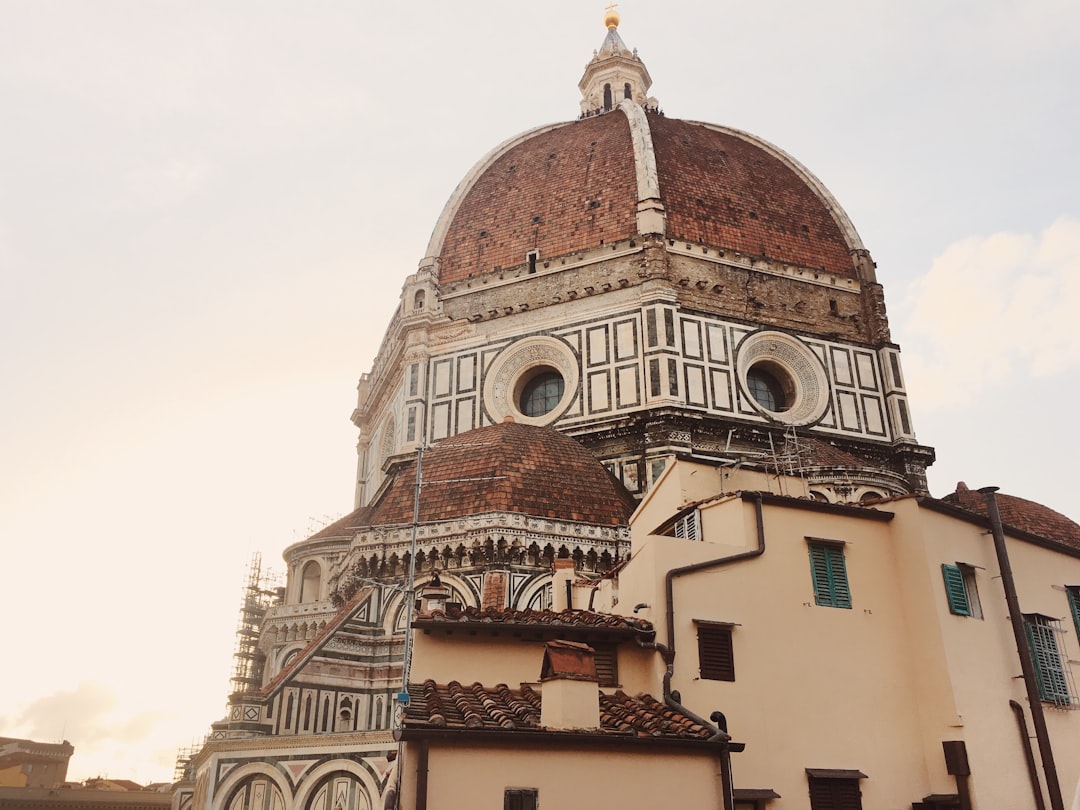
<box><xmin>175</xmin><ymin>11</ymin><xmax>1078</xmax><ymax>810</ymax></box>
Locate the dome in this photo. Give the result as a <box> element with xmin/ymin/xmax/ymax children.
<box><xmin>427</xmin><ymin>105</ymin><xmax>867</xmax><ymax>285</ymax></box>
<box><xmin>315</xmin><ymin>421</ymin><xmax>638</xmax><ymax>536</ymax></box>
<box><xmin>943</xmin><ymin>482</ymin><xmax>1080</xmax><ymax>550</ymax></box>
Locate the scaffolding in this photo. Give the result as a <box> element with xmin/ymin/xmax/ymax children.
<box><xmin>767</xmin><ymin>425</ymin><xmax>811</xmax><ymax>496</ymax></box>
<box><xmin>229</xmin><ymin>553</ymin><xmax>282</xmax><ymax>697</ymax></box>
<box><xmin>173</xmin><ymin>743</ymin><xmax>202</xmax><ymax>783</ymax></box>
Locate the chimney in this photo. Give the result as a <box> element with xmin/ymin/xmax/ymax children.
<box><xmin>539</xmin><ymin>640</ymin><xmax>600</xmax><ymax>730</ymax></box>
<box><xmin>481</xmin><ymin>570</ymin><xmax>508</xmax><ymax>610</ymax></box>
<box><xmin>551</xmin><ymin>558</ymin><xmax>576</xmax><ymax>611</ymax></box>
<box><xmin>417</xmin><ymin>572</ymin><xmax>450</xmax><ymax>614</ymax></box>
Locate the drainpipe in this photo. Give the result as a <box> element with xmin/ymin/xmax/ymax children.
<box><xmin>980</xmin><ymin>487</ymin><xmax>1064</xmax><ymax>810</ymax></box>
<box><xmin>1010</xmin><ymin>700</ymin><xmax>1047</xmax><ymax>810</ymax></box>
<box><xmin>634</xmin><ymin>491</ymin><xmax>766</xmax><ymax>810</ymax></box>
<box><xmin>415</xmin><ymin>740</ymin><xmax>429</xmax><ymax>810</ymax></box>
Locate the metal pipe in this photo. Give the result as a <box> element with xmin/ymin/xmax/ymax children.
<box><xmin>415</xmin><ymin>741</ymin><xmax>429</xmax><ymax>810</ymax></box>
<box><xmin>980</xmin><ymin>487</ymin><xmax>1064</xmax><ymax>810</ymax></box>
<box><xmin>1010</xmin><ymin>700</ymin><xmax>1047</xmax><ymax>810</ymax></box>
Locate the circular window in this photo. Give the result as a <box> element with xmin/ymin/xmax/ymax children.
<box><xmin>517</xmin><ymin>368</ymin><xmax>565</xmax><ymax>417</ymax></box>
<box><xmin>746</xmin><ymin>364</ymin><xmax>792</xmax><ymax>413</ymax></box>
<box><xmin>483</xmin><ymin>336</ymin><xmax>579</xmax><ymax>426</ymax></box>
<box><xmin>735</xmin><ymin>331</ymin><xmax>830</xmax><ymax>426</ymax></box>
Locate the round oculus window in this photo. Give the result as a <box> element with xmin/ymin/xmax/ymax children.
<box><xmin>746</xmin><ymin>365</ymin><xmax>791</xmax><ymax>413</ymax></box>
<box><xmin>483</xmin><ymin>336</ymin><xmax>579</xmax><ymax>426</ymax></box>
<box><xmin>735</xmin><ymin>330</ymin><xmax>830</xmax><ymax>426</ymax></box>
<box><xmin>517</xmin><ymin>368</ymin><xmax>565</xmax><ymax>417</ymax></box>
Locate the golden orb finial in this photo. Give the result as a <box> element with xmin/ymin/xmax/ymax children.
<box><xmin>604</xmin><ymin>3</ymin><xmax>620</xmax><ymax>30</ymax></box>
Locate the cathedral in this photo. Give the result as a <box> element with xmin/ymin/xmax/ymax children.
<box><xmin>174</xmin><ymin>12</ymin><xmax>1080</xmax><ymax>810</ymax></box>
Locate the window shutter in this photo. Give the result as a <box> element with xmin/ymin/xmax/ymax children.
<box><xmin>504</xmin><ymin>789</ymin><xmax>538</xmax><ymax>810</ymax></box>
<box><xmin>809</xmin><ymin>545</ymin><xmax>833</xmax><ymax>606</ymax></box>
<box><xmin>1025</xmin><ymin>616</ymin><xmax>1072</xmax><ymax>706</ymax></box>
<box><xmin>697</xmin><ymin>625</ymin><xmax>735</xmax><ymax>681</ymax></box>
<box><xmin>808</xmin><ymin>777</ymin><xmax>862</xmax><ymax>810</ymax></box>
<box><xmin>674</xmin><ymin>510</ymin><xmax>699</xmax><ymax>540</ymax></box>
<box><xmin>941</xmin><ymin>564</ymin><xmax>971</xmax><ymax>615</ymax></box>
<box><xmin>593</xmin><ymin>644</ymin><xmax>619</xmax><ymax>686</ymax></box>
<box><xmin>809</xmin><ymin>542</ymin><xmax>851</xmax><ymax>609</ymax></box>
<box><xmin>1068</xmin><ymin>588</ymin><xmax>1080</xmax><ymax>640</ymax></box>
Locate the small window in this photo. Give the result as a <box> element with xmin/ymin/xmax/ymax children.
<box><xmin>807</xmin><ymin>774</ymin><xmax>863</xmax><ymax>810</ymax></box>
<box><xmin>942</xmin><ymin>563</ymin><xmax>982</xmax><ymax>619</ymax></box>
<box><xmin>1023</xmin><ymin>614</ymin><xmax>1076</xmax><ymax>707</ymax></box>
<box><xmin>674</xmin><ymin>510</ymin><xmax>700</xmax><ymax>540</ymax></box>
<box><xmin>592</xmin><ymin>643</ymin><xmax>619</xmax><ymax>687</ymax></box>
<box><xmin>504</xmin><ymin>788</ymin><xmax>538</xmax><ymax>810</ymax></box>
<box><xmin>1067</xmin><ymin>587</ymin><xmax>1080</xmax><ymax>640</ymax></box>
<box><xmin>697</xmin><ymin>622</ymin><xmax>735</xmax><ymax>681</ymax></box>
<box><xmin>808</xmin><ymin>541</ymin><xmax>851</xmax><ymax>609</ymax></box>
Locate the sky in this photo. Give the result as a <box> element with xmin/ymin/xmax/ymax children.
<box><xmin>1</xmin><ymin>0</ymin><xmax>1078</xmax><ymax>786</ymax></box>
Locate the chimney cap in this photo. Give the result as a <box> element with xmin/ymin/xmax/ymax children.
<box><xmin>540</xmin><ymin>640</ymin><xmax>598</xmax><ymax>682</ymax></box>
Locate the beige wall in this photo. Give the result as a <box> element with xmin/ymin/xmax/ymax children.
<box><xmin>622</xmin><ymin>460</ymin><xmax>1080</xmax><ymax>808</ymax></box>
<box><xmin>398</xmin><ymin>742</ymin><xmax>725</xmax><ymax>810</ymax></box>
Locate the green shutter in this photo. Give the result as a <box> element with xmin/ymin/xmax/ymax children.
<box><xmin>1025</xmin><ymin>618</ymin><xmax>1072</xmax><ymax>706</ymax></box>
<box><xmin>1068</xmin><ymin>588</ymin><xmax>1080</xmax><ymax>641</ymax></box>
<box><xmin>942</xmin><ymin>564</ymin><xmax>971</xmax><ymax>616</ymax></box>
<box><xmin>809</xmin><ymin>543</ymin><xmax>852</xmax><ymax>609</ymax></box>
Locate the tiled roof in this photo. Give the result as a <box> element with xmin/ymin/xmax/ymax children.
<box><xmin>942</xmin><ymin>482</ymin><xmax>1080</xmax><ymax>550</ymax></box>
<box><xmin>434</xmin><ymin>111</ymin><xmax>857</xmax><ymax>284</ymax></box>
<box><xmin>798</xmin><ymin>437</ymin><xmax>873</xmax><ymax>469</ymax></box>
<box><xmin>315</xmin><ymin>422</ymin><xmax>636</xmax><ymax>538</ymax></box>
<box><xmin>438</xmin><ymin>113</ymin><xmax>638</xmax><ymax>284</ymax></box>
<box><xmin>404</xmin><ymin>680</ymin><xmax>713</xmax><ymax>740</ymax></box>
<box><xmin>650</xmin><ymin>116</ymin><xmax>856</xmax><ymax>278</ymax></box>
<box><xmin>414</xmin><ymin>605</ymin><xmax>654</xmax><ymax>638</ymax></box>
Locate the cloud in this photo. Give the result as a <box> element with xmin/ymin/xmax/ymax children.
<box><xmin>900</xmin><ymin>217</ymin><xmax>1080</xmax><ymax>409</ymax></box>
<box><xmin>5</xmin><ymin>681</ymin><xmax>164</xmax><ymax>753</ymax></box>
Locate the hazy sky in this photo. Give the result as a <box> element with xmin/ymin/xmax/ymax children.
<box><xmin>2</xmin><ymin>0</ymin><xmax>1078</xmax><ymax>784</ymax></box>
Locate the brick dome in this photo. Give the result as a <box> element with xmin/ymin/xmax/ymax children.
<box><xmin>943</xmin><ymin>482</ymin><xmax>1080</xmax><ymax>550</ymax></box>
<box><xmin>428</xmin><ymin>106</ymin><xmax>867</xmax><ymax>285</ymax></box>
<box><xmin>314</xmin><ymin>421</ymin><xmax>637</xmax><ymax>537</ymax></box>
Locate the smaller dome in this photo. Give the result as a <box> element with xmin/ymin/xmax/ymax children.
<box><xmin>312</xmin><ymin>422</ymin><xmax>637</xmax><ymax>537</ymax></box>
<box><xmin>943</xmin><ymin>482</ymin><xmax>1080</xmax><ymax>550</ymax></box>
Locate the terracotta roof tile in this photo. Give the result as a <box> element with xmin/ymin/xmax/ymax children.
<box><xmin>651</xmin><ymin>116</ymin><xmax>856</xmax><ymax>278</ymax></box>
<box><xmin>942</xmin><ymin>482</ymin><xmax>1080</xmax><ymax>550</ymax></box>
<box><xmin>438</xmin><ymin>113</ymin><xmax>638</xmax><ymax>284</ymax></box>
<box><xmin>315</xmin><ymin>422</ymin><xmax>637</xmax><ymax>536</ymax></box>
<box><xmin>413</xmin><ymin>606</ymin><xmax>654</xmax><ymax>639</ymax></box>
<box><xmin>404</xmin><ymin>680</ymin><xmax>713</xmax><ymax>740</ymax></box>
<box><xmin>435</xmin><ymin>111</ymin><xmax>858</xmax><ymax>284</ymax></box>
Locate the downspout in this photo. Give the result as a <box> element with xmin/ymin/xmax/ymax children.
<box><xmin>1010</xmin><ymin>700</ymin><xmax>1047</xmax><ymax>810</ymax></box>
<box><xmin>981</xmin><ymin>487</ymin><xmax>1064</xmax><ymax>810</ymax></box>
<box><xmin>634</xmin><ymin>491</ymin><xmax>766</xmax><ymax>810</ymax></box>
<box><xmin>415</xmin><ymin>740</ymin><xmax>429</xmax><ymax>810</ymax></box>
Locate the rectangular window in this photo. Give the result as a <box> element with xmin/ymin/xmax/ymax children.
<box><xmin>807</xmin><ymin>776</ymin><xmax>862</xmax><ymax>810</ymax></box>
<box><xmin>593</xmin><ymin>643</ymin><xmax>619</xmax><ymax>687</ymax></box>
<box><xmin>1024</xmin><ymin>614</ymin><xmax>1075</xmax><ymax>707</ymax></box>
<box><xmin>808</xmin><ymin>541</ymin><xmax>851</xmax><ymax>609</ymax></box>
<box><xmin>504</xmin><ymin>789</ymin><xmax>538</xmax><ymax>810</ymax></box>
<box><xmin>1067</xmin><ymin>587</ymin><xmax>1080</xmax><ymax>641</ymax></box>
<box><xmin>697</xmin><ymin>622</ymin><xmax>735</xmax><ymax>681</ymax></box>
<box><xmin>673</xmin><ymin>510</ymin><xmax>699</xmax><ymax>540</ymax></box>
<box><xmin>942</xmin><ymin>563</ymin><xmax>982</xmax><ymax>618</ymax></box>
<box><xmin>408</xmin><ymin>363</ymin><xmax>419</xmax><ymax>397</ymax></box>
